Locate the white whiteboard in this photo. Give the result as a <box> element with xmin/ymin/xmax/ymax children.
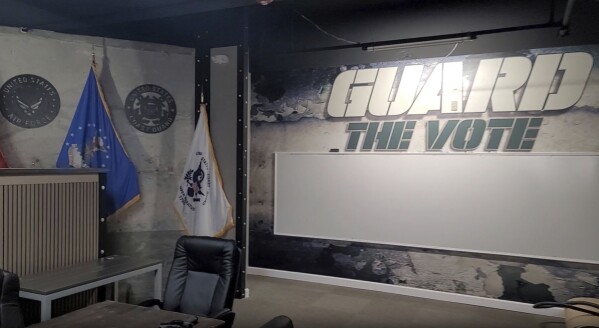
<box><xmin>274</xmin><ymin>153</ymin><xmax>599</xmax><ymax>263</ymax></box>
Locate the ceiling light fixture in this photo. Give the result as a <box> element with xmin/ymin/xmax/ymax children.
<box><xmin>294</xmin><ymin>21</ymin><xmax>560</xmax><ymax>53</ymax></box>
<box><xmin>363</xmin><ymin>36</ymin><xmax>475</xmax><ymax>52</ymax></box>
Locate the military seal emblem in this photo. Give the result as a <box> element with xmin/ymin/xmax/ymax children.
<box><xmin>0</xmin><ymin>74</ymin><xmax>60</xmax><ymax>128</ymax></box>
<box><xmin>124</xmin><ymin>84</ymin><xmax>176</xmax><ymax>134</ymax></box>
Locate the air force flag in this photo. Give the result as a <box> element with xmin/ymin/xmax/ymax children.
<box><xmin>57</xmin><ymin>68</ymin><xmax>140</xmax><ymax>216</ymax></box>
<box><xmin>174</xmin><ymin>105</ymin><xmax>234</xmax><ymax>237</ymax></box>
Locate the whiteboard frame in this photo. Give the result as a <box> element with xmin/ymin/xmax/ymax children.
<box><xmin>274</xmin><ymin>152</ymin><xmax>599</xmax><ymax>265</ymax></box>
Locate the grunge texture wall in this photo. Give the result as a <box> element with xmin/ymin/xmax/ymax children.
<box><xmin>248</xmin><ymin>45</ymin><xmax>599</xmax><ymax>304</ymax></box>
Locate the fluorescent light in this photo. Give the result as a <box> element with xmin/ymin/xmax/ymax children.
<box><xmin>364</xmin><ymin>36</ymin><xmax>474</xmax><ymax>52</ymax></box>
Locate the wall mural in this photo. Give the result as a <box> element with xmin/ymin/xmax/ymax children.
<box><xmin>125</xmin><ymin>84</ymin><xmax>176</xmax><ymax>134</ymax></box>
<box><xmin>249</xmin><ymin>45</ymin><xmax>599</xmax><ymax>304</ymax></box>
<box><xmin>0</xmin><ymin>74</ymin><xmax>60</xmax><ymax>128</ymax></box>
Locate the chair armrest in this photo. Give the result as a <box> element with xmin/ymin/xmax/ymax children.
<box><xmin>209</xmin><ymin>308</ymin><xmax>235</xmax><ymax>328</ymax></box>
<box><xmin>138</xmin><ymin>299</ymin><xmax>164</xmax><ymax>308</ymax></box>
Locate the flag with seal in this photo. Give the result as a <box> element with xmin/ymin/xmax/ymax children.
<box><xmin>174</xmin><ymin>105</ymin><xmax>233</xmax><ymax>236</ymax></box>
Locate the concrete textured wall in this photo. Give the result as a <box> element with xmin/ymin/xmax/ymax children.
<box><xmin>0</xmin><ymin>26</ymin><xmax>195</xmax><ymax>302</ymax></box>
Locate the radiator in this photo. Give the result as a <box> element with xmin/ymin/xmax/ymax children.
<box><xmin>0</xmin><ymin>171</ymin><xmax>102</xmax><ymax>322</ymax></box>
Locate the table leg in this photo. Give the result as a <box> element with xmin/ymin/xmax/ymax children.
<box><xmin>40</xmin><ymin>298</ymin><xmax>52</xmax><ymax>322</ymax></box>
<box><xmin>114</xmin><ymin>281</ymin><xmax>119</xmax><ymax>301</ymax></box>
<box><xmin>154</xmin><ymin>266</ymin><xmax>162</xmax><ymax>301</ymax></box>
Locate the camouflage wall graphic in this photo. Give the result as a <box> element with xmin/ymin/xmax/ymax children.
<box><xmin>249</xmin><ymin>45</ymin><xmax>599</xmax><ymax>303</ymax></box>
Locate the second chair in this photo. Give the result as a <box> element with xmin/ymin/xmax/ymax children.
<box><xmin>142</xmin><ymin>236</ymin><xmax>241</xmax><ymax>328</ymax></box>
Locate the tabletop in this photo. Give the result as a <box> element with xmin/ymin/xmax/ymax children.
<box><xmin>28</xmin><ymin>301</ymin><xmax>225</xmax><ymax>328</ymax></box>
<box><xmin>20</xmin><ymin>256</ymin><xmax>162</xmax><ymax>295</ymax></box>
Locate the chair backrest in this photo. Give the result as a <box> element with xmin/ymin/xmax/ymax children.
<box><xmin>163</xmin><ymin>236</ymin><xmax>240</xmax><ymax>317</ymax></box>
<box><xmin>0</xmin><ymin>270</ymin><xmax>24</xmax><ymax>328</ymax></box>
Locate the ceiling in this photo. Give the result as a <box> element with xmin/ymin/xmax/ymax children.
<box><xmin>1</xmin><ymin>0</ymin><xmax>533</xmax><ymax>47</ymax></box>
<box><xmin>0</xmin><ymin>0</ymin><xmax>596</xmax><ymax>51</ymax></box>
<box><xmin>0</xmin><ymin>0</ymin><xmax>421</xmax><ymax>31</ymax></box>
<box><xmin>0</xmin><ymin>0</ymin><xmax>263</xmax><ymax>47</ymax></box>
<box><xmin>0</xmin><ymin>0</ymin><xmax>257</xmax><ymax>31</ymax></box>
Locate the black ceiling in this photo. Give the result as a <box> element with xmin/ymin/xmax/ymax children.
<box><xmin>0</xmin><ymin>0</ymin><xmax>259</xmax><ymax>46</ymax></box>
<box><xmin>0</xmin><ymin>0</ymin><xmax>597</xmax><ymax>51</ymax></box>
<box><xmin>0</xmin><ymin>0</ymin><xmax>256</xmax><ymax>31</ymax></box>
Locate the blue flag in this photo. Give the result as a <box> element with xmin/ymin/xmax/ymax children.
<box><xmin>57</xmin><ymin>68</ymin><xmax>140</xmax><ymax>216</ymax></box>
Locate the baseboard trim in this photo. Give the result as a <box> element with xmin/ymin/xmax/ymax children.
<box><xmin>248</xmin><ymin>267</ymin><xmax>563</xmax><ymax>318</ymax></box>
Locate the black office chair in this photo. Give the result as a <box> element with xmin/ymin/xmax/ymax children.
<box><xmin>142</xmin><ymin>236</ymin><xmax>241</xmax><ymax>328</ymax></box>
<box><xmin>260</xmin><ymin>315</ymin><xmax>294</xmax><ymax>328</ymax></box>
<box><xmin>0</xmin><ymin>270</ymin><xmax>24</xmax><ymax>328</ymax></box>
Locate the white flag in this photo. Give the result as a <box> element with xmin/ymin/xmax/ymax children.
<box><xmin>174</xmin><ymin>105</ymin><xmax>234</xmax><ymax>237</ymax></box>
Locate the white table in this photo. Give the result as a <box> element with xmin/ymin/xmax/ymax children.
<box><xmin>19</xmin><ymin>256</ymin><xmax>162</xmax><ymax>321</ymax></box>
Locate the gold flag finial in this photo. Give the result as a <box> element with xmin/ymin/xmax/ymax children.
<box><xmin>91</xmin><ymin>44</ymin><xmax>97</xmax><ymax>69</ymax></box>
